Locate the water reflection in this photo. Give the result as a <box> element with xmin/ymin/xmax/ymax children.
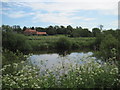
<box><xmin>28</xmin><ymin>51</ymin><xmax>95</xmax><ymax>70</ymax></box>
<box><xmin>56</xmin><ymin>50</ymin><xmax>71</xmax><ymax>56</ymax></box>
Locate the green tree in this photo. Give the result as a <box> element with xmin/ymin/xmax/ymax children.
<box><xmin>12</xmin><ymin>25</ymin><xmax>22</xmax><ymax>33</ymax></box>
<box><xmin>2</xmin><ymin>25</ymin><xmax>13</xmax><ymax>32</ymax></box>
<box><xmin>66</xmin><ymin>25</ymin><xmax>73</xmax><ymax>35</ymax></box>
<box><xmin>46</xmin><ymin>26</ymin><xmax>57</xmax><ymax>35</ymax></box>
<box><xmin>80</xmin><ymin>28</ymin><xmax>92</xmax><ymax>37</ymax></box>
<box><xmin>56</xmin><ymin>37</ymin><xmax>72</xmax><ymax>50</ymax></box>
<box><xmin>2</xmin><ymin>32</ymin><xmax>32</xmax><ymax>52</ymax></box>
<box><xmin>71</xmin><ymin>28</ymin><xmax>81</xmax><ymax>37</ymax></box>
<box><xmin>92</xmin><ymin>28</ymin><xmax>101</xmax><ymax>37</ymax></box>
<box><xmin>100</xmin><ymin>34</ymin><xmax>118</xmax><ymax>60</ymax></box>
<box><xmin>23</xmin><ymin>26</ymin><xmax>27</xmax><ymax>31</ymax></box>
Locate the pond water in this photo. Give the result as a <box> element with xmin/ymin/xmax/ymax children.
<box><xmin>28</xmin><ymin>51</ymin><xmax>99</xmax><ymax>70</ymax></box>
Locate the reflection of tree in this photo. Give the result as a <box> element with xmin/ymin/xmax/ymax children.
<box><xmin>57</xmin><ymin>50</ymin><xmax>70</xmax><ymax>76</ymax></box>
<box><xmin>57</xmin><ymin>50</ymin><xmax>70</xmax><ymax>57</ymax></box>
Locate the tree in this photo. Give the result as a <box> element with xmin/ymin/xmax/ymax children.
<box><xmin>56</xmin><ymin>26</ymin><xmax>66</xmax><ymax>34</ymax></box>
<box><xmin>31</xmin><ymin>27</ymin><xmax>35</xmax><ymax>30</ymax></box>
<box><xmin>56</xmin><ymin>37</ymin><xmax>72</xmax><ymax>50</ymax></box>
<box><xmin>23</xmin><ymin>26</ymin><xmax>27</xmax><ymax>31</ymax></box>
<box><xmin>80</xmin><ymin>28</ymin><xmax>92</xmax><ymax>37</ymax></box>
<box><xmin>100</xmin><ymin>34</ymin><xmax>118</xmax><ymax>60</ymax></box>
<box><xmin>2</xmin><ymin>32</ymin><xmax>32</xmax><ymax>52</ymax></box>
<box><xmin>92</xmin><ymin>28</ymin><xmax>101</xmax><ymax>37</ymax></box>
<box><xmin>46</xmin><ymin>26</ymin><xmax>57</xmax><ymax>35</ymax></box>
<box><xmin>66</xmin><ymin>25</ymin><xmax>73</xmax><ymax>34</ymax></box>
<box><xmin>12</xmin><ymin>25</ymin><xmax>22</xmax><ymax>33</ymax></box>
<box><xmin>36</xmin><ymin>27</ymin><xmax>45</xmax><ymax>32</ymax></box>
<box><xmin>2</xmin><ymin>25</ymin><xmax>13</xmax><ymax>32</ymax></box>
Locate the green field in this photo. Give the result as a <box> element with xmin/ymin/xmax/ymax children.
<box><xmin>26</xmin><ymin>35</ymin><xmax>96</xmax><ymax>51</ymax></box>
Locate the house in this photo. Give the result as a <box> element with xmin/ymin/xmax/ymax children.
<box><xmin>24</xmin><ymin>28</ymin><xmax>47</xmax><ymax>36</ymax></box>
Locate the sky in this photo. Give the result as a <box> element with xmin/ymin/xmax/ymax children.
<box><xmin>1</xmin><ymin>0</ymin><xmax>119</xmax><ymax>30</ymax></box>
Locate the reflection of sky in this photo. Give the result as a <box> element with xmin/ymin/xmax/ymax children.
<box><xmin>28</xmin><ymin>52</ymin><xmax>94</xmax><ymax>69</ymax></box>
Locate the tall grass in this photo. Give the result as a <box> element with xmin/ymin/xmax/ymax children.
<box><xmin>27</xmin><ymin>36</ymin><xmax>96</xmax><ymax>51</ymax></box>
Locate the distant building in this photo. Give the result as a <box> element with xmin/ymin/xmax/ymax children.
<box><xmin>24</xmin><ymin>28</ymin><xmax>47</xmax><ymax>36</ymax></box>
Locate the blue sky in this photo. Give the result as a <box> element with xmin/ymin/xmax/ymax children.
<box><xmin>1</xmin><ymin>0</ymin><xmax>119</xmax><ymax>30</ymax></box>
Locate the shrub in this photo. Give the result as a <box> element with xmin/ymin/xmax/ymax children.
<box><xmin>2</xmin><ymin>32</ymin><xmax>32</xmax><ymax>52</ymax></box>
<box><xmin>100</xmin><ymin>34</ymin><xmax>118</xmax><ymax>60</ymax></box>
<box><xmin>56</xmin><ymin>37</ymin><xmax>72</xmax><ymax>50</ymax></box>
<box><xmin>2</xmin><ymin>49</ymin><xmax>28</xmax><ymax>66</ymax></box>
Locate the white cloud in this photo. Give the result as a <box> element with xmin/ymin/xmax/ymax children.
<box><xmin>83</xmin><ymin>18</ymin><xmax>96</xmax><ymax>21</ymax></box>
<box><xmin>1</xmin><ymin>0</ymin><xmax>119</xmax><ymax>3</ymax></box>
<box><xmin>3</xmin><ymin>11</ymin><xmax>34</xmax><ymax>18</ymax></box>
<box><xmin>21</xmin><ymin>2</ymin><xmax>118</xmax><ymax>12</ymax></box>
<box><xmin>33</xmin><ymin>12</ymin><xmax>72</xmax><ymax>25</ymax></box>
<box><xmin>1</xmin><ymin>0</ymin><xmax>118</xmax><ymax>29</ymax></box>
<box><xmin>32</xmin><ymin>11</ymin><xmax>96</xmax><ymax>25</ymax></box>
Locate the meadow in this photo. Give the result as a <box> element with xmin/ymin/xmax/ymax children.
<box><xmin>27</xmin><ymin>35</ymin><xmax>96</xmax><ymax>51</ymax></box>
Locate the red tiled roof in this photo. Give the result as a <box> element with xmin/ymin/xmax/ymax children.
<box><xmin>24</xmin><ymin>28</ymin><xmax>47</xmax><ymax>35</ymax></box>
<box><xmin>36</xmin><ymin>32</ymin><xmax>47</xmax><ymax>35</ymax></box>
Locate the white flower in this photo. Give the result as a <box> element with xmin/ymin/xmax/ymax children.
<box><xmin>21</xmin><ymin>61</ymin><xmax>25</xmax><ymax>64</ymax></box>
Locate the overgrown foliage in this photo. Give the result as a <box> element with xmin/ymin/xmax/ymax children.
<box><xmin>2</xmin><ymin>32</ymin><xmax>32</xmax><ymax>52</ymax></box>
<box><xmin>56</xmin><ymin>37</ymin><xmax>72</xmax><ymax>50</ymax></box>
<box><xmin>1</xmin><ymin>57</ymin><xmax>120</xmax><ymax>88</ymax></box>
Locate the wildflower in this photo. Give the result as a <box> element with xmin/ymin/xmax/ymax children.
<box><xmin>21</xmin><ymin>61</ymin><xmax>25</xmax><ymax>64</ymax></box>
<box><xmin>20</xmin><ymin>75</ymin><xmax>23</xmax><ymax>77</ymax></box>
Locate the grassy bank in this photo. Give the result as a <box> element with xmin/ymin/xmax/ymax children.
<box><xmin>27</xmin><ymin>35</ymin><xmax>96</xmax><ymax>51</ymax></box>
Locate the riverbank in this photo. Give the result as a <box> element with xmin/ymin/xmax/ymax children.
<box><xmin>27</xmin><ymin>35</ymin><xmax>96</xmax><ymax>51</ymax></box>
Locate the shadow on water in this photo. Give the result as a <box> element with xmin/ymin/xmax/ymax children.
<box><xmin>29</xmin><ymin>48</ymin><xmax>93</xmax><ymax>56</ymax></box>
<box><xmin>56</xmin><ymin>50</ymin><xmax>71</xmax><ymax>57</ymax></box>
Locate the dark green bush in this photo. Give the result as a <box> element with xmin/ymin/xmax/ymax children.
<box><xmin>100</xmin><ymin>34</ymin><xmax>118</xmax><ymax>60</ymax></box>
<box><xmin>72</xmin><ymin>42</ymin><xmax>80</xmax><ymax>49</ymax></box>
<box><xmin>56</xmin><ymin>37</ymin><xmax>72</xmax><ymax>50</ymax></box>
<box><xmin>2</xmin><ymin>32</ymin><xmax>32</xmax><ymax>52</ymax></box>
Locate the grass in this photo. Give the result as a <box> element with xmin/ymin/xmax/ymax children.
<box><xmin>26</xmin><ymin>35</ymin><xmax>96</xmax><ymax>51</ymax></box>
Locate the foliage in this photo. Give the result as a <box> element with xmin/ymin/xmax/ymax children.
<box><xmin>2</xmin><ymin>32</ymin><xmax>32</xmax><ymax>52</ymax></box>
<box><xmin>2</xmin><ymin>49</ymin><xmax>28</xmax><ymax>66</ymax></box>
<box><xmin>56</xmin><ymin>37</ymin><xmax>72</xmax><ymax>50</ymax></box>
<box><xmin>27</xmin><ymin>36</ymin><xmax>95</xmax><ymax>51</ymax></box>
<box><xmin>1</xmin><ymin>57</ymin><xmax>120</xmax><ymax>88</ymax></box>
<box><xmin>100</xmin><ymin>34</ymin><xmax>118</xmax><ymax>60</ymax></box>
<box><xmin>92</xmin><ymin>28</ymin><xmax>101</xmax><ymax>37</ymax></box>
<box><xmin>71</xmin><ymin>28</ymin><xmax>92</xmax><ymax>37</ymax></box>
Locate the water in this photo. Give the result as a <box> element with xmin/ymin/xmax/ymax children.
<box><xmin>28</xmin><ymin>51</ymin><xmax>96</xmax><ymax>70</ymax></box>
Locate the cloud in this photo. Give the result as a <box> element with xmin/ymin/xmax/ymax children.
<box><xmin>32</xmin><ymin>12</ymin><xmax>73</xmax><ymax>25</ymax></box>
<box><xmin>1</xmin><ymin>0</ymin><xmax>118</xmax><ymax>29</ymax></box>
<box><xmin>1</xmin><ymin>0</ymin><xmax>119</xmax><ymax>2</ymax></box>
<box><xmin>32</xmin><ymin>11</ymin><xmax>96</xmax><ymax>25</ymax></box>
<box><xmin>83</xmin><ymin>18</ymin><xmax>96</xmax><ymax>21</ymax></box>
<box><xmin>20</xmin><ymin>2</ymin><xmax>118</xmax><ymax>12</ymax></box>
<box><xmin>3</xmin><ymin>11</ymin><xmax>34</xmax><ymax>18</ymax></box>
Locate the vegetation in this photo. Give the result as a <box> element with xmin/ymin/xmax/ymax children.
<box><xmin>56</xmin><ymin>37</ymin><xmax>72</xmax><ymax>50</ymax></box>
<box><xmin>1</xmin><ymin>25</ymin><xmax>120</xmax><ymax>88</ymax></box>
<box><xmin>2</xmin><ymin>32</ymin><xmax>32</xmax><ymax>52</ymax></box>
<box><xmin>1</xmin><ymin>56</ymin><xmax>119</xmax><ymax>88</ymax></box>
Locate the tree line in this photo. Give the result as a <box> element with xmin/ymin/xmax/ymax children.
<box><xmin>2</xmin><ymin>25</ymin><xmax>104</xmax><ymax>37</ymax></box>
